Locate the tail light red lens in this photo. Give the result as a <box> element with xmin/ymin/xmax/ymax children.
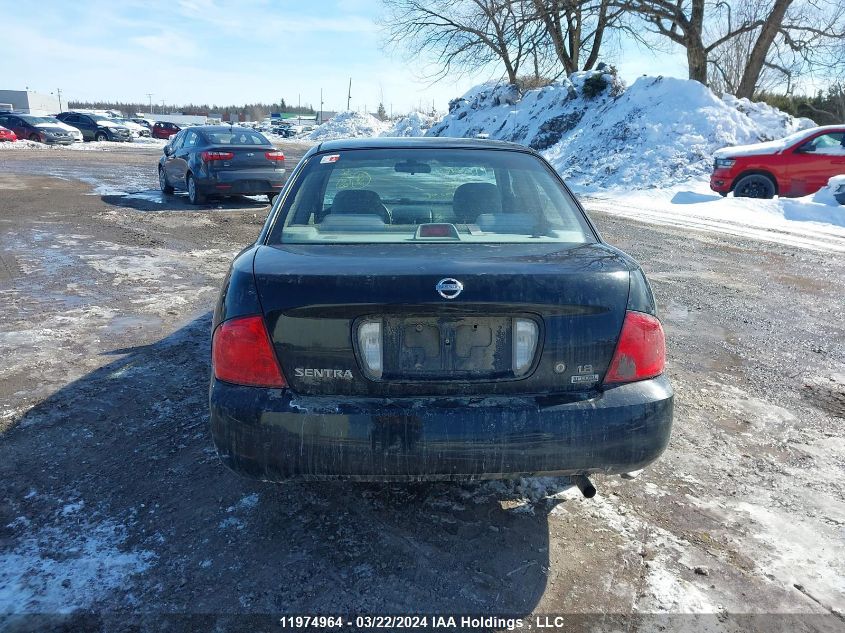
<box><xmin>201</xmin><ymin>151</ymin><xmax>234</xmax><ymax>162</ymax></box>
<box><xmin>265</xmin><ymin>151</ymin><xmax>285</xmax><ymax>161</ymax></box>
<box><xmin>603</xmin><ymin>311</ymin><xmax>665</xmax><ymax>385</ymax></box>
<box><xmin>212</xmin><ymin>315</ymin><xmax>287</xmax><ymax>388</ymax></box>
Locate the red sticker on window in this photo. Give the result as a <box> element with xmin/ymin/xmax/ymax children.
<box><xmin>320</xmin><ymin>154</ymin><xmax>340</xmax><ymax>164</ymax></box>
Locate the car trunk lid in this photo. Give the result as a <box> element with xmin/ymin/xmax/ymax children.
<box><xmin>253</xmin><ymin>243</ymin><xmax>633</xmax><ymax>397</ymax></box>
<box><xmin>203</xmin><ymin>145</ymin><xmax>284</xmax><ymax>171</ymax></box>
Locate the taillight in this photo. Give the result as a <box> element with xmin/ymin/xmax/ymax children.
<box><xmin>265</xmin><ymin>151</ymin><xmax>285</xmax><ymax>161</ymax></box>
<box><xmin>201</xmin><ymin>151</ymin><xmax>234</xmax><ymax>162</ymax></box>
<box><xmin>603</xmin><ymin>311</ymin><xmax>665</xmax><ymax>385</ymax></box>
<box><xmin>212</xmin><ymin>315</ymin><xmax>286</xmax><ymax>388</ymax></box>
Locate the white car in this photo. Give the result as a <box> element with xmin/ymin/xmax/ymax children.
<box><xmin>42</xmin><ymin>117</ymin><xmax>83</xmax><ymax>142</ymax></box>
<box><xmin>112</xmin><ymin>118</ymin><xmax>151</xmax><ymax>138</ymax></box>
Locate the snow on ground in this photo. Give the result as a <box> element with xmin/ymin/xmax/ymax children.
<box><xmin>306</xmin><ymin>111</ymin><xmax>390</xmax><ymax>141</ymax></box>
<box><xmin>0</xmin><ymin>138</ymin><xmax>166</xmax><ymax>151</ymax></box>
<box><xmin>0</xmin><ymin>496</ymin><xmax>154</xmax><ymax>613</ymax></box>
<box><xmin>583</xmin><ymin>179</ymin><xmax>845</xmax><ymax>253</ymax></box>
<box><xmin>428</xmin><ymin>70</ymin><xmax>814</xmax><ymax>190</ymax></box>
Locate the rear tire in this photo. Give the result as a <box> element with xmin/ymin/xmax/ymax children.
<box><xmin>187</xmin><ymin>174</ymin><xmax>206</xmax><ymax>205</ymax></box>
<box><xmin>733</xmin><ymin>174</ymin><xmax>776</xmax><ymax>199</ymax></box>
<box><xmin>28</xmin><ymin>134</ymin><xmax>40</xmax><ymax>142</ymax></box>
<box><xmin>268</xmin><ymin>193</ymin><xmax>278</xmax><ymax>204</ymax></box>
<box><xmin>95</xmin><ymin>131</ymin><xmax>108</xmax><ymax>142</ymax></box>
<box><xmin>159</xmin><ymin>167</ymin><xmax>174</xmax><ymax>194</ymax></box>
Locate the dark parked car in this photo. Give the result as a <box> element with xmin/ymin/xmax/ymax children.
<box><xmin>158</xmin><ymin>126</ymin><xmax>286</xmax><ymax>204</ymax></box>
<box><xmin>152</xmin><ymin>121</ymin><xmax>181</xmax><ymax>139</ymax></box>
<box><xmin>55</xmin><ymin>112</ymin><xmax>132</xmax><ymax>142</ymax></box>
<box><xmin>209</xmin><ymin>138</ymin><xmax>673</xmax><ymax>489</ymax></box>
<box><xmin>0</xmin><ymin>113</ymin><xmax>75</xmax><ymax>145</ymax></box>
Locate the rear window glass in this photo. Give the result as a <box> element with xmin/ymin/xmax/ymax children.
<box><xmin>203</xmin><ymin>130</ymin><xmax>269</xmax><ymax>145</ymax></box>
<box><xmin>270</xmin><ymin>148</ymin><xmax>594</xmax><ymax>244</ymax></box>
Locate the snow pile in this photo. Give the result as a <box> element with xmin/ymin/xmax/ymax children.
<box><xmin>0</xmin><ymin>140</ymin><xmax>50</xmax><ymax>151</ymax></box>
<box><xmin>721</xmin><ymin>93</ymin><xmax>815</xmax><ymax>141</ymax></box>
<box><xmin>584</xmin><ymin>180</ymin><xmax>845</xmax><ymax>252</ymax></box>
<box><xmin>810</xmin><ymin>174</ymin><xmax>845</xmax><ymax>207</ymax></box>
<box><xmin>428</xmin><ymin>70</ymin><xmax>815</xmax><ymax>189</ymax></box>
<box><xmin>307</xmin><ymin>111</ymin><xmax>389</xmax><ymax>141</ymax></box>
<box><xmin>384</xmin><ymin>111</ymin><xmax>438</xmax><ymax>137</ymax></box>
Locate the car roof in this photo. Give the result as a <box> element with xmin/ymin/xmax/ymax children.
<box><xmin>192</xmin><ymin>125</ymin><xmax>264</xmax><ymax>133</ymax></box>
<box><xmin>313</xmin><ymin>136</ymin><xmax>529</xmax><ymax>153</ymax></box>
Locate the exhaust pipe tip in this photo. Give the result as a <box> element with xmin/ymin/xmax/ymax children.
<box><xmin>571</xmin><ymin>474</ymin><xmax>596</xmax><ymax>499</ymax></box>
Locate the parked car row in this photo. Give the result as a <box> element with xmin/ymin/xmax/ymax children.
<box><xmin>0</xmin><ymin>109</ymin><xmax>191</xmax><ymax>145</ymax></box>
<box><xmin>0</xmin><ymin>113</ymin><xmax>81</xmax><ymax>144</ymax></box>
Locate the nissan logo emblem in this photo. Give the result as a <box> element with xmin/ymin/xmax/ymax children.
<box><xmin>436</xmin><ymin>278</ymin><xmax>463</xmax><ymax>299</ymax></box>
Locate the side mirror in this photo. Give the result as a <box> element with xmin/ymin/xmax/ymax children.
<box><xmin>163</xmin><ymin>145</ymin><xmax>173</xmax><ymax>156</ymax></box>
<box><xmin>796</xmin><ymin>143</ymin><xmax>816</xmax><ymax>154</ymax></box>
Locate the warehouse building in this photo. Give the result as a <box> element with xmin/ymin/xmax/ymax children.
<box><xmin>0</xmin><ymin>90</ymin><xmax>61</xmax><ymax>116</ymax></box>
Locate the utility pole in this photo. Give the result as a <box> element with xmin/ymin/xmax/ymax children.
<box><xmin>55</xmin><ymin>88</ymin><xmax>63</xmax><ymax>112</ymax></box>
<box><xmin>146</xmin><ymin>93</ymin><xmax>153</xmax><ymax>115</ymax></box>
<box><xmin>319</xmin><ymin>88</ymin><xmax>323</xmax><ymax>125</ymax></box>
<box><xmin>347</xmin><ymin>78</ymin><xmax>351</xmax><ymax>111</ymax></box>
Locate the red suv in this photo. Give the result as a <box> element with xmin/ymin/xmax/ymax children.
<box><xmin>711</xmin><ymin>126</ymin><xmax>845</xmax><ymax>198</ymax></box>
<box><xmin>152</xmin><ymin>121</ymin><xmax>182</xmax><ymax>139</ymax></box>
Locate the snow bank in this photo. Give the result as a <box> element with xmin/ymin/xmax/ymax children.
<box><xmin>307</xmin><ymin>111</ymin><xmax>389</xmax><ymax>141</ymax></box>
<box><xmin>0</xmin><ymin>140</ymin><xmax>50</xmax><ymax>151</ymax></box>
<box><xmin>428</xmin><ymin>70</ymin><xmax>815</xmax><ymax>189</ymax></box>
<box><xmin>383</xmin><ymin>111</ymin><xmax>438</xmax><ymax>137</ymax></box>
<box><xmin>0</xmin><ymin>139</ymin><xmax>166</xmax><ymax>151</ymax></box>
<box><xmin>584</xmin><ymin>180</ymin><xmax>845</xmax><ymax>252</ymax></box>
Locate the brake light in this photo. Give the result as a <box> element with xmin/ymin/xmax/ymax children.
<box><xmin>201</xmin><ymin>151</ymin><xmax>234</xmax><ymax>162</ymax></box>
<box><xmin>212</xmin><ymin>315</ymin><xmax>286</xmax><ymax>388</ymax></box>
<box><xmin>603</xmin><ymin>311</ymin><xmax>665</xmax><ymax>385</ymax></box>
<box><xmin>265</xmin><ymin>151</ymin><xmax>285</xmax><ymax>161</ymax></box>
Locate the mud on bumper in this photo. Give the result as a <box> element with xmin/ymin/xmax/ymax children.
<box><xmin>209</xmin><ymin>376</ymin><xmax>673</xmax><ymax>481</ymax></box>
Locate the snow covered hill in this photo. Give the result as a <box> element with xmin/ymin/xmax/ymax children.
<box><xmin>427</xmin><ymin>70</ymin><xmax>815</xmax><ymax>190</ymax></box>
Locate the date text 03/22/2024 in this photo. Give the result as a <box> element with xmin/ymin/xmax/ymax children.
<box><xmin>278</xmin><ymin>615</ymin><xmax>530</xmax><ymax>630</ymax></box>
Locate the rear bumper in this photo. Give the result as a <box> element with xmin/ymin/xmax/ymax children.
<box><xmin>209</xmin><ymin>376</ymin><xmax>673</xmax><ymax>481</ymax></box>
<box><xmin>199</xmin><ymin>169</ymin><xmax>286</xmax><ymax>195</ymax></box>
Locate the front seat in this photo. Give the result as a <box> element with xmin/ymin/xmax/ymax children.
<box><xmin>326</xmin><ymin>189</ymin><xmax>391</xmax><ymax>223</ymax></box>
<box><xmin>452</xmin><ymin>183</ymin><xmax>502</xmax><ymax>224</ymax></box>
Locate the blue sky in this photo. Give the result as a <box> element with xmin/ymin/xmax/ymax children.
<box><xmin>0</xmin><ymin>0</ymin><xmax>687</xmax><ymax>114</ymax></box>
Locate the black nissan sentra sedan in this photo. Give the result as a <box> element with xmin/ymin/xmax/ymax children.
<box><xmin>158</xmin><ymin>126</ymin><xmax>286</xmax><ymax>204</ymax></box>
<box><xmin>209</xmin><ymin>138</ymin><xmax>672</xmax><ymax>492</ymax></box>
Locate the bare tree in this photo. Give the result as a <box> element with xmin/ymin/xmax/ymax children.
<box><xmin>382</xmin><ymin>0</ymin><xmax>544</xmax><ymax>84</ymax></box>
<box><xmin>709</xmin><ymin>0</ymin><xmax>845</xmax><ymax>98</ymax></box>
<box><xmin>528</xmin><ymin>0</ymin><xmax>627</xmax><ymax>74</ymax></box>
<box><xmin>614</xmin><ymin>1</ymin><xmax>766</xmax><ymax>84</ymax></box>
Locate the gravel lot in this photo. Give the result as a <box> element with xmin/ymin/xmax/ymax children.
<box><xmin>0</xmin><ymin>145</ymin><xmax>843</xmax><ymax>632</ymax></box>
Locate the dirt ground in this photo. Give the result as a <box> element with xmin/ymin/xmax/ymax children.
<box><xmin>0</xmin><ymin>145</ymin><xmax>843</xmax><ymax>633</ymax></box>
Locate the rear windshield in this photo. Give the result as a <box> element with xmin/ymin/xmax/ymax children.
<box><xmin>270</xmin><ymin>148</ymin><xmax>594</xmax><ymax>244</ymax></box>
<box><xmin>203</xmin><ymin>130</ymin><xmax>270</xmax><ymax>145</ymax></box>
